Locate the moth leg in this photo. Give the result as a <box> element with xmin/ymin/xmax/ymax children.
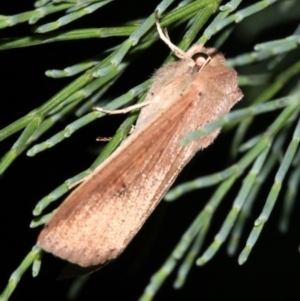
<box><xmin>96</xmin><ymin>136</ymin><xmax>112</xmax><ymax>142</ymax></box>
<box><xmin>154</xmin><ymin>11</ymin><xmax>193</xmax><ymax>63</ymax></box>
<box><xmin>68</xmin><ymin>178</ymin><xmax>87</xmax><ymax>189</ymax></box>
<box><xmin>93</xmin><ymin>101</ymin><xmax>153</xmax><ymax>115</ymax></box>
<box><xmin>129</xmin><ymin>125</ymin><xmax>136</xmax><ymax>135</ymax></box>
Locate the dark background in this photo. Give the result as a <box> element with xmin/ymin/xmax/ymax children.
<box><xmin>1</xmin><ymin>1</ymin><xmax>300</xmax><ymax>300</ymax></box>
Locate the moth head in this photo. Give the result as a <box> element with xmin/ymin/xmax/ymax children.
<box><xmin>192</xmin><ymin>52</ymin><xmax>210</xmax><ymax>67</ymax></box>
<box><xmin>187</xmin><ymin>44</ymin><xmax>226</xmax><ymax>67</ymax></box>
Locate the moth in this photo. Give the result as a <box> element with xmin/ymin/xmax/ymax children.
<box><xmin>37</xmin><ymin>17</ymin><xmax>243</xmax><ymax>267</ymax></box>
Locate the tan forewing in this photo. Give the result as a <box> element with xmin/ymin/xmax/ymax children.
<box><xmin>38</xmin><ymin>46</ymin><xmax>243</xmax><ymax>267</ymax></box>
<box><xmin>38</xmin><ymin>73</ymin><xmax>201</xmax><ymax>266</ymax></box>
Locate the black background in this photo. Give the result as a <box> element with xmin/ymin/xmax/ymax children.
<box><xmin>1</xmin><ymin>1</ymin><xmax>300</xmax><ymax>301</ymax></box>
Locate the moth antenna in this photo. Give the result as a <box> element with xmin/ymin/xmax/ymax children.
<box><xmin>154</xmin><ymin>11</ymin><xmax>193</xmax><ymax>63</ymax></box>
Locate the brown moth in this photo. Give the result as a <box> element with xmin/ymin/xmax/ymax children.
<box><xmin>37</xmin><ymin>18</ymin><xmax>243</xmax><ymax>267</ymax></box>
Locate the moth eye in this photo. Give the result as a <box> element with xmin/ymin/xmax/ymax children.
<box><xmin>192</xmin><ymin>53</ymin><xmax>208</xmax><ymax>67</ymax></box>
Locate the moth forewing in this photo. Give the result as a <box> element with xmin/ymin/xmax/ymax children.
<box><xmin>37</xmin><ymin>42</ymin><xmax>243</xmax><ymax>267</ymax></box>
